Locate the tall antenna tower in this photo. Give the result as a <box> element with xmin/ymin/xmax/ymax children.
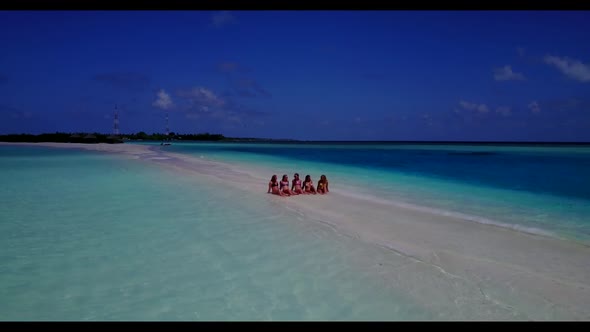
<box><xmin>113</xmin><ymin>105</ymin><xmax>120</xmax><ymax>136</ymax></box>
<box><xmin>165</xmin><ymin>111</ymin><xmax>169</xmax><ymax>136</ymax></box>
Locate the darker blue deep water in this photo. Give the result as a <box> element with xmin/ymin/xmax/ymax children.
<box><xmin>167</xmin><ymin>142</ymin><xmax>590</xmax><ymax>201</ymax></box>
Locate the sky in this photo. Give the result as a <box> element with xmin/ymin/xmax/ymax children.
<box><xmin>0</xmin><ymin>10</ymin><xmax>589</xmax><ymax>141</ymax></box>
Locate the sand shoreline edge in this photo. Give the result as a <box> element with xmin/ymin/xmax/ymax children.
<box><xmin>3</xmin><ymin>142</ymin><xmax>590</xmax><ymax>320</ymax></box>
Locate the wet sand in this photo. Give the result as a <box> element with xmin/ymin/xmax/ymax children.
<box><xmin>4</xmin><ymin>142</ymin><xmax>590</xmax><ymax>320</ymax></box>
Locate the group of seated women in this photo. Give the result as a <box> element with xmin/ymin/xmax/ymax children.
<box><xmin>267</xmin><ymin>173</ymin><xmax>329</xmax><ymax>196</ymax></box>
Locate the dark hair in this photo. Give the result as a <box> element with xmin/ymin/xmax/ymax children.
<box><xmin>305</xmin><ymin>175</ymin><xmax>311</xmax><ymax>181</ymax></box>
<box><xmin>294</xmin><ymin>173</ymin><xmax>299</xmax><ymax>177</ymax></box>
<box><xmin>271</xmin><ymin>175</ymin><xmax>277</xmax><ymax>181</ymax></box>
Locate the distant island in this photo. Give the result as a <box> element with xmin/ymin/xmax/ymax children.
<box><xmin>0</xmin><ymin>132</ymin><xmax>299</xmax><ymax>144</ymax></box>
<box><xmin>2</xmin><ymin>133</ymin><xmax>589</xmax><ymax>145</ymax></box>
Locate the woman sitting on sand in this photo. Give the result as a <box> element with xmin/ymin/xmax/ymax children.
<box><xmin>268</xmin><ymin>175</ymin><xmax>284</xmax><ymax>196</ymax></box>
<box><xmin>280</xmin><ymin>174</ymin><xmax>295</xmax><ymax>196</ymax></box>
<box><xmin>317</xmin><ymin>174</ymin><xmax>329</xmax><ymax>195</ymax></box>
<box><xmin>291</xmin><ymin>173</ymin><xmax>305</xmax><ymax>195</ymax></box>
<box><xmin>303</xmin><ymin>175</ymin><xmax>317</xmax><ymax>195</ymax></box>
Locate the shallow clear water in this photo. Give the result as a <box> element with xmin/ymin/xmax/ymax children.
<box><xmin>0</xmin><ymin>143</ymin><xmax>587</xmax><ymax>320</ymax></box>
<box><xmin>0</xmin><ymin>145</ymin><xmax>488</xmax><ymax>321</ymax></box>
<box><xmin>157</xmin><ymin>142</ymin><xmax>590</xmax><ymax>243</ymax></box>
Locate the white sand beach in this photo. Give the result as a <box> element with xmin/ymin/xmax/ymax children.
<box><xmin>4</xmin><ymin>142</ymin><xmax>590</xmax><ymax>320</ymax></box>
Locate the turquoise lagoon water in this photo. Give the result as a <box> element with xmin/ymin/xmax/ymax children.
<box><xmin>1</xmin><ymin>142</ymin><xmax>589</xmax><ymax>320</ymax></box>
<box><xmin>156</xmin><ymin>142</ymin><xmax>590</xmax><ymax>243</ymax></box>
<box><xmin>0</xmin><ymin>145</ymin><xmax>508</xmax><ymax>321</ymax></box>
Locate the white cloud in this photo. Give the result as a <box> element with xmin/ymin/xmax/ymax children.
<box><xmin>177</xmin><ymin>87</ymin><xmax>225</xmax><ymax>108</ymax></box>
<box><xmin>217</xmin><ymin>62</ymin><xmax>239</xmax><ymax>73</ymax></box>
<box><xmin>544</xmin><ymin>55</ymin><xmax>590</xmax><ymax>82</ymax></box>
<box><xmin>227</xmin><ymin>112</ymin><xmax>242</xmax><ymax>123</ymax></box>
<box><xmin>459</xmin><ymin>100</ymin><xmax>489</xmax><ymax>114</ymax></box>
<box><xmin>421</xmin><ymin>113</ymin><xmax>434</xmax><ymax>126</ymax></box>
<box><xmin>152</xmin><ymin>89</ymin><xmax>174</xmax><ymax>110</ymax></box>
<box><xmin>176</xmin><ymin>86</ymin><xmax>264</xmax><ymax>126</ymax></box>
<box><xmin>211</xmin><ymin>11</ymin><xmax>236</xmax><ymax>28</ymax></box>
<box><xmin>528</xmin><ymin>101</ymin><xmax>540</xmax><ymax>113</ymax></box>
<box><xmin>495</xmin><ymin>106</ymin><xmax>512</xmax><ymax>116</ymax></box>
<box><xmin>493</xmin><ymin>65</ymin><xmax>525</xmax><ymax>81</ymax></box>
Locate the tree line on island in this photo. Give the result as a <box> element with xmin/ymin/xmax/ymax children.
<box><xmin>0</xmin><ymin>132</ymin><xmax>297</xmax><ymax>143</ymax></box>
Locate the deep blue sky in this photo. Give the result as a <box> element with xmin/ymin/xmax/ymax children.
<box><xmin>1</xmin><ymin>10</ymin><xmax>589</xmax><ymax>141</ymax></box>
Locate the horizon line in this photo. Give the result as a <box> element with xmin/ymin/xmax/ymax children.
<box><xmin>1</xmin><ymin>133</ymin><xmax>589</xmax><ymax>145</ymax></box>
